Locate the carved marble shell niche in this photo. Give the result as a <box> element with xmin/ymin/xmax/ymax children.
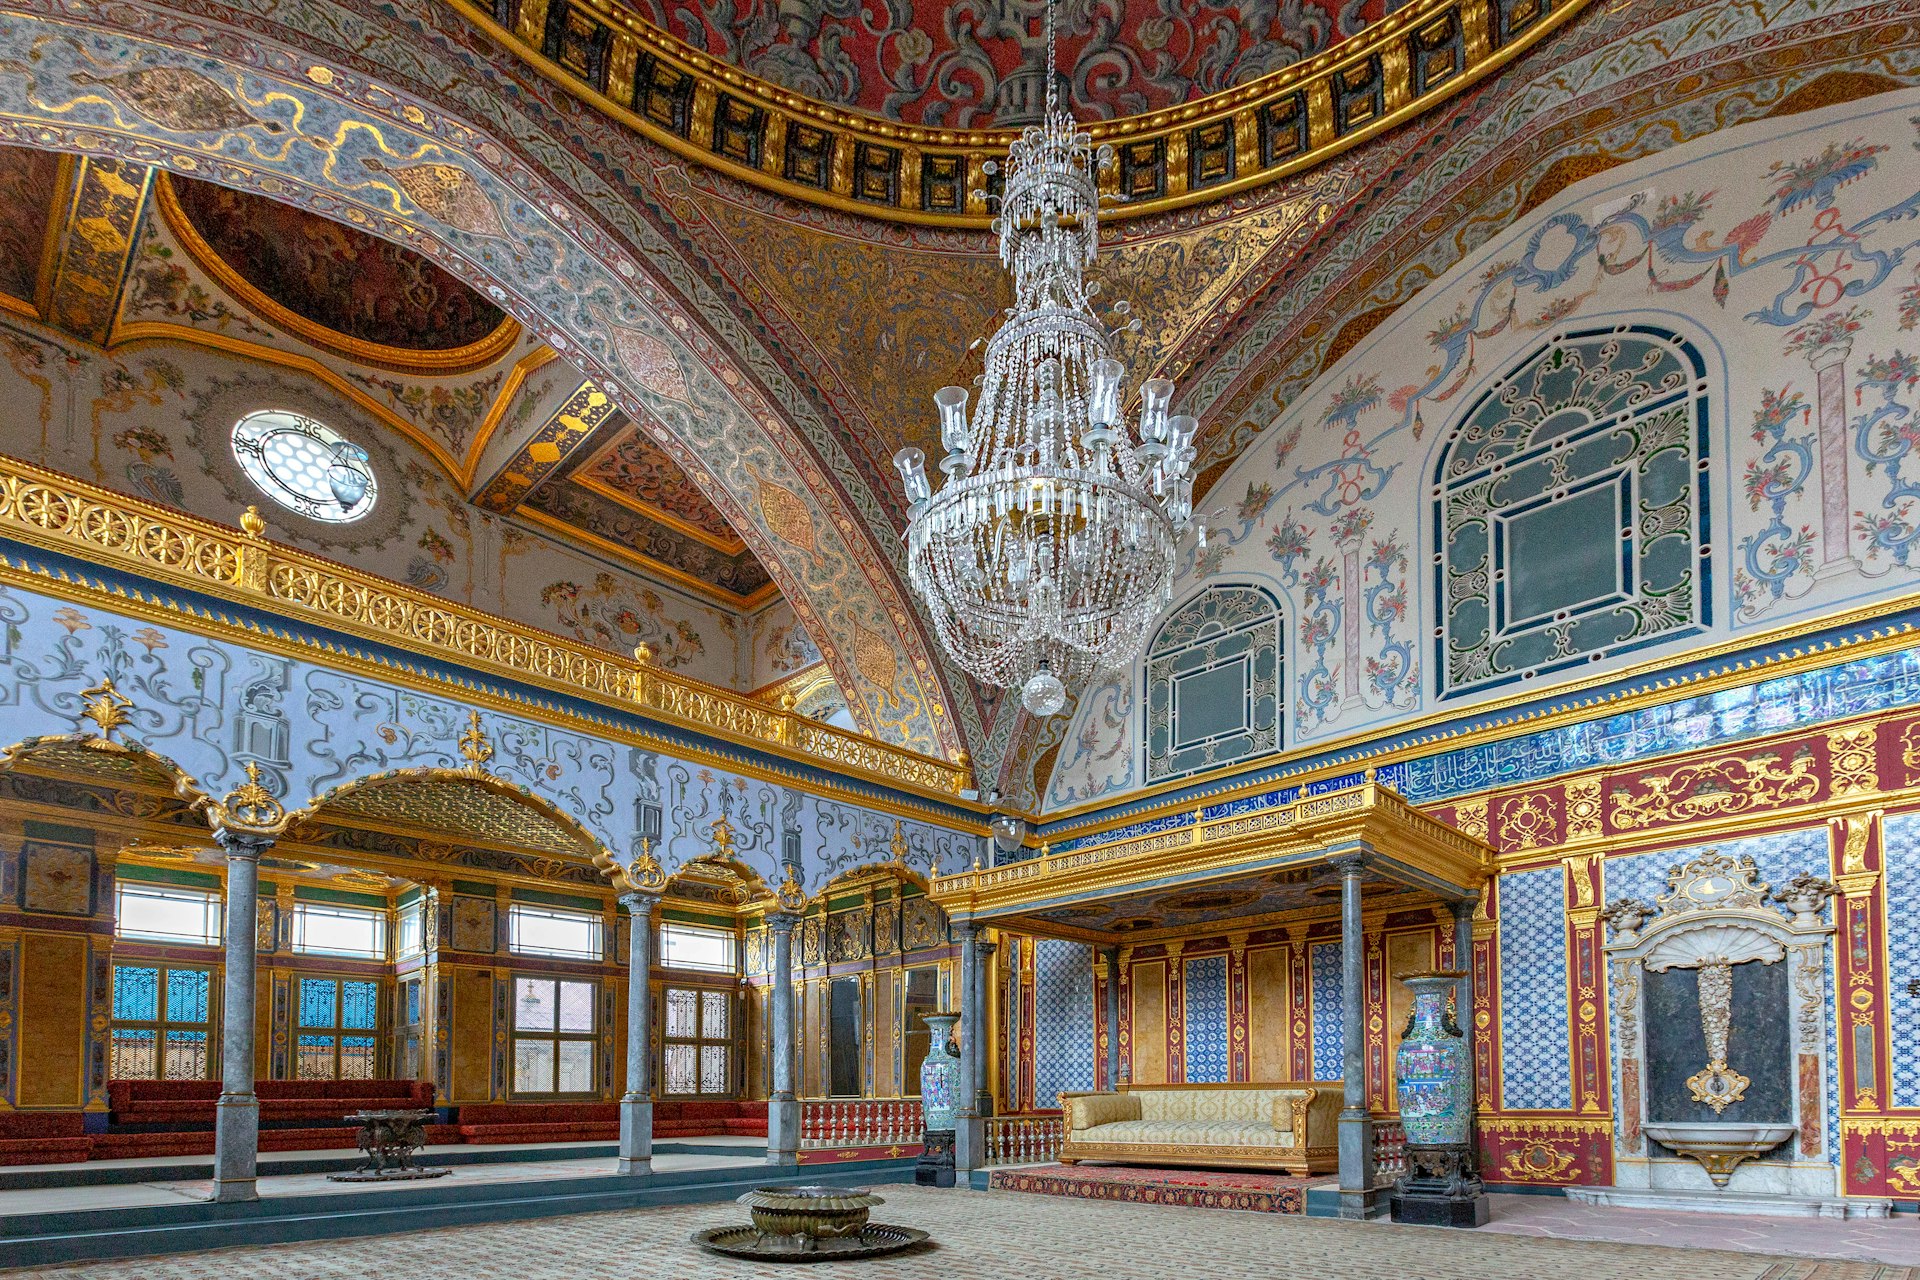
<box><xmin>1600</xmin><ymin>851</ymin><xmax>1836</xmax><ymax>1193</ymax></box>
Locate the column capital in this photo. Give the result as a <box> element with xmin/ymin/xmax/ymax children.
<box><xmin>1327</xmin><ymin>850</ymin><xmax>1369</xmax><ymax>876</ymax></box>
<box><xmin>618</xmin><ymin>889</ymin><xmax>660</xmax><ymax>913</ymax></box>
<box><xmin>953</xmin><ymin>919</ymin><xmax>982</xmax><ymax>943</ymax></box>
<box><xmin>1449</xmin><ymin>892</ymin><xmax>1480</xmax><ymax>921</ymax></box>
<box><xmin>766</xmin><ymin>909</ymin><xmax>801</xmax><ymax>935</ymax></box>
<box><xmin>977</xmin><ymin>939</ymin><xmax>998</xmax><ymax>958</ymax></box>
<box><xmin>213</xmin><ymin>828</ymin><xmax>274</xmax><ymax>862</ymax></box>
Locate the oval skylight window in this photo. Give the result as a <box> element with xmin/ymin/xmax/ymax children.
<box><xmin>230</xmin><ymin>410</ymin><xmax>378</xmax><ymax>523</ymax></box>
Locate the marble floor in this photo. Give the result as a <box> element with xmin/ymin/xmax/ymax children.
<box><xmin>1479</xmin><ymin>1193</ymin><xmax>1920</xmax><ymax>1265</ymax></box>
<box><xmin>0</xmin><ymin>1148</ymin><xmax>765</xmax><ymax>1220</ymax></box>
<box><xmin>5</xmin><ymin>1185</ymin><xmax>1917</xmax><ymax>1280</ymax></box>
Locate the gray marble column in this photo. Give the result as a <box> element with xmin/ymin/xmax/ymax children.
<box><xmin>1332</xmin><ymin>851</ymin><xmax>1376</xmax><ymax>1218</ymax></box>
<box><xmin>954</xmin><ymin>921</ymin><xmax>982</xmax><ymax>1173</ymax></box>
<box><xmin>973</xmin><ymin>938</ymin><xmax>997</xmax><ymax>1116</ymax></box>
<box><xmin>212</xmin><ymin>829</ymin><xmax>270</xmax><ymax>1204</ymax></box>
<box><xmin>619</xmin><ymin>891</ymin><xmax>659</xmax><ymax>1176</ymax></box>
<box><xmin>1103</xmin><ymin>946</ymin><xmax>1122</xmax><ymax>1089</ymax></box>
<box><xmin>1451</xmin><ymin>895</ymin><xmax>1477</xmax><ymax>1115</ymax></box>
<box><xmin>767</xmin><ymin>911</ymin><xmax>800</xmax><ymax>1166</ymax></box>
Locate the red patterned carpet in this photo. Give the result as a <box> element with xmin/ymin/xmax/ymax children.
<box><xmin>988</xmin><ymin>1163</ymin><xmax>1328</xmax><ymax>1214</ymax></box>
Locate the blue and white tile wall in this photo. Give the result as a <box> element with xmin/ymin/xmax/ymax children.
<box><xmin>1497</xmin><ymin>866</ymin><xmax>1573</xmax><ymax>1110</ymax></box>
<box><xmin>1183</xmin><ymin>955</ymin><xmax>1230</xmax><ymax>1084</ymax></box>
<box><xmin>1601</xmin><ymin>828</ymin><xmax>1840</xmax><ymax>1159</ymax></box>
<box><xmin>1032</xmin><ymin>939</ymin><xmax>1096</xmax><ymax>1110</ymax></box>
<box><xmin>1309</xmin><ymin>941</ymin><xmax>1343</xmax><ymax>1083</ymax></box>
<box><xmin>1886</xmin><ymin>814</ymin><xmax>1920</xmax><ymax>1111</ymax></box>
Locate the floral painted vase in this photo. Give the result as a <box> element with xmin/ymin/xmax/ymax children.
<box><xmin>919</xmin><ymin>1012</ymin><xmax>961</xmax><ymax>1133</ymax></box>
<box><xmin>1394</xmin><ymin>973</ymin><xmax>1472</xmax><ymax>1147</ymax></box>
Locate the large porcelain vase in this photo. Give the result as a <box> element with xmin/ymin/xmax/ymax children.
<box><xmin>1394</xmin><ymin>973</ymin><xmax>1472</xmax><ymax>1147</ymax></box>
<box><xmin>919</xmin><ymin>1013</ymin><xmax>961</xmax><ymax>1133</ymax></box>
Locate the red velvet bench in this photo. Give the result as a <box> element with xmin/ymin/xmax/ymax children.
<box><xmin>0</xmin><ymin>1113</ymin><xmax>92</xmax><ymax>1165</ymax></box>
<box><xmin>453</xmin><ymin>1102</ymin><xmax>618</xmax><ymax>1145</ymax></box>
<box><xmin>107</xmin><ymin>1079</ymin><xmax>435</xmax><ymax>1127</ymax></box>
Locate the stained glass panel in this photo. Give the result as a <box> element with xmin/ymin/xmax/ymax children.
<box><xmin>340</xmin><ymin>980</ymin><xmax>379</xmax><ymax>1030</ymax></box>
<box><xmin>298</xmin><ymin>978</ymin><xmax>337</xmax><ymax>1029</ymax></box>
<box><xmin>699</xmin><ymin>1045</ymin><xmax>728</xmax><ymax>1094</ymax></box>
<box><xmin>339</xmin><ymin>1036</ymin><xmax>377</xmax><ymax>1080</ymax></box>
<box><xmin>557</xmin><ymin>981</ymin><xmax>594</xmax><ymax>1033</ymax></box>
<box><xmin>515</xmin><ymin>977</ymin><xmax>555</xmax><ymax>1031</ymax></box>
<box><xmin>111</xmin><ymin>1028</ymin><xmax>157</xmax><ymax>1079</ymax></box>
<box><xmin>162</xmin><ymin>1030</ymin><xmax>209</xmax><ymax>1080</ymax></box>
<box><xmin>295</xmin><ymin>1034</ymin><xmax>335</xmax><ymax>1080</ymax></box>
<box><xmin>513</xmin><ymin>1039</ymin><xmax>554</xmax><ymax>1093</ymax></box>
<box><xmin>166</xmin><ymin>969</ymin><xmax>210</xmax><ymax>1024</ymax></box>
<box><xmin>699</xmin><ymin>989</ymin><xmax>728</xmax><ymax>1037</ymax></box>
<box><xmin>663</xmin><ymin>1043</ymin><xmax>696</xmax><ymax>1094</ymax></box>
<box><xmin>403</xmin><ymin>979</ymin><xmax>421</xmax><ymax>1025</ymax></box>
<box><xmin>665</xmin><ymin>987</ymin><xmax>697</xmax><ymax>1038</ymax></box>
<box><xmin>556</xmin><ymin>1041</ymin><xmax>593</xmax><ymax>1093</ymax></box>
<box><xmin>113</xmin><ymin>966</ymin><xmax>159</xmax><ymax>1022</ymax></box>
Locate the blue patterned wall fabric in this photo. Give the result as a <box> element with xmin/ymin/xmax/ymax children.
<box><xmin>1309</xmin><ymin>941</ymin><xmax>1344</xmax><ymax>1083</ymax></box>
<box><xmin>1183</xmin><ymin>955</ymin><xmax>1230</xmax><ymax>1083</ymax></box>
<box><xmin>1436</xmin><ymin>326</ymin><xmax>1710</xmax><ymax>698</ymax></box>
<box><xmin>1885</xmin><ymin>814</ymin><xmax>1920</xmax><ymax>1110</ymax></box>
<box><xmin>1032</xmin><ymin>939</ymin><xmax>1096</xmax><ymax>1110</ymax></box>
<box><xmin>1603</xmin><ymin>826</ymin><xmax>1840</xmax><ymax>1160</ymax></box>
<box><xmin>0</xmin><ymin>581</ymin><xmax>971</xmax><ymax>893</ymax></box>
<box><xmin>1146</xmin><ymin>586</ymin><xmax>1281</xmax><ymax>783</ymax></box>
<box><xmin>1497</xmin><ymin>866</ymin><xmax>1573</xmax><ymax>1110</ymax></box>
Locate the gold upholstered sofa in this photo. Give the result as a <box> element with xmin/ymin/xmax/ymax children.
<box><xmin>1056</xmin><ymin>1082</ymin><xmax>1342</xmax><ymax>1175</ymax></box>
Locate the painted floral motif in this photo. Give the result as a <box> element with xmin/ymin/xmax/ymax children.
<box><xmin>1766</xmin><ymin>139</ymin><xmax>1889</xmax><ymax>215</ymax></box>
<box><xmin>1852</xmin><ymin>350</ymin><xmax>1920</xmax><ymax>571</ymax></box>
<box><xmin>1734</xmin><ymin>387</ymin><xmax>1815</xmax><ymax>618</ymax></box>
<box><xmin>123</xmin><ymin>237</ymin><xmax>272</xmax><ymax>338</ymax></box>
<box><xmin>539</xmin><ymin>573</ymin><xmax>706</xmax><ymax>667</ymax></box>
<box><xmin>347</xmin><ymin>371</ymin><xmax>503</xmax><ymax>452</ymax></box>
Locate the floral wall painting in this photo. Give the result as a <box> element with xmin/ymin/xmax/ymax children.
<box><xmin>1045</xmin><ymin>89</ymin><xmax>1920</xmax><ymax>812</ymax></box>
<box><xmin>539</xmin><ymin>574</ymin><xmax>709</xmax><ymax>670</ymax></box>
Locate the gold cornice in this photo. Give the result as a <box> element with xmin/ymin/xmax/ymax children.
<box><xmin>152</xmin><ymin>172</ymin><xmax>522</xmax><ymax>376</ymax></box>
<box><xmin>931</xmin><ymin>781</ymin><xmax>1492</xmax><ymax>926</ymax></box>
<box><xmin>1042</xmin><ymin>590</ymin><xmax>1920</xmax><ymax>836</ymax></box>
<box><xmin>439</xmin><ymin>0</ymin><xmax>1593</xmax><ymax>228</ymax></box>
<box><xmin>0</xmin><ymin>453</ymin><xmax>975</xmax><ymax>807</ymax></box>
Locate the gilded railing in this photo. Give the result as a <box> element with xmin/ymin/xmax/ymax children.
<box><xmin>0</xmin><ymin>457</ymin><xmax>971</xmax><ymax>799</ymax></box>
<box><xmin>798</xmin><ymin>1098</ymin><xmax>922</xmax><ymax>1150</ymax></box>
<box><xmin>453</xmin><ymin>0</ymin><xmax>1591</xmax><ymax>226</ymax></box>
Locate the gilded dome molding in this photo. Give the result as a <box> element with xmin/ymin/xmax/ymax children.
<box><xmin>457</xmin><ymin>0</ymin><xmax>1593</xmax><ymax>227</ymax></box>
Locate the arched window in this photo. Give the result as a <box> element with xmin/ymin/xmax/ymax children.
<box><xmin>1145</xmin><ymin>585</ymin><xmax>1282</xmax><ymax>783</ymax></box>
<box><xmin>1434</xmin><ymin>324</ymin><xmax>1710</xmax><ymax>698</ymax></box>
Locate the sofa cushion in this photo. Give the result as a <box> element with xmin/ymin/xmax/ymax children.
<box><xmin>1133</xmin><ymin>1088</ymin><xmax>1302</xmax><ymax>1126</ymax></box>
<box><xmin>1079</xmin><ymin>1119</ymin><xmax>1291</xmax><ymax>1148</ymax></box>
<box><xmin>1066</xmin><ymin>1093</ymin><xmax>1140</xmax><ymax>1131</ymax></box>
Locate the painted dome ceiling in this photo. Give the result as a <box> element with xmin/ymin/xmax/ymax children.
<box><xmin>166</xmin><ymin>173</ymin><xmax>509</xmax><ymax>354</ymax></box>
<box><xmin>624</xmin><ymin>0</ymin><xmax>1390</xmax><ymax>125</ymax></box>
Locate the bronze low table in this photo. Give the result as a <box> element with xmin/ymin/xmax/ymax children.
<box><xmin>326</xmin><ymin>1108</ymin><xmax>452</xmax><ymax>1182</ymax></box>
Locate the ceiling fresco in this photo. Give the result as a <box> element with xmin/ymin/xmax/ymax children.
<box><xmin>576</xmin><ymin>429</ymin><xmax>746</xmax><ymax>549</ymax></box>
<box><xmin>619</xmin><ymin>0</ymin><xmax>1390</xmax><ymax>125</ymax></box>
<box><xmin>164</xmin><ymin>173</ymin><xmax>513</xmax><ymax>360</ymax></box>
<box><xmin>0</xmin><ymin>143</ymin><xmax>54</xmax><ymax>306</ymax></box>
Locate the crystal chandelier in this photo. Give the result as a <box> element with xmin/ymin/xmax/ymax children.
<box><xmin>893</xmin><ymin>4</ymin><xmax>1198</xmax><ymax>718</ymax></box>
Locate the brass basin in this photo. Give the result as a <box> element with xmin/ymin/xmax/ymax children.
<box><xmin>736</xmin><ymin>1186</ymin><xmax>885</xmax><ymax>1243</ymax></box>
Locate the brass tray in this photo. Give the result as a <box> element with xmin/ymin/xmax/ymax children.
<box><xmin>691</xmin><ymin>1223</ymin><xmax>930</xmax><ymax>1262</ymax></box>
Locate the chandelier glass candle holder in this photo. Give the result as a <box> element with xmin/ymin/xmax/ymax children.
<box><xmin>894</xmin><ymin>19</ymin><xmax>1197</xmax><ymax>717</ymax></box>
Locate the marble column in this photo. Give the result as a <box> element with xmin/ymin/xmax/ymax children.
<box><xmin>954</xmin><ymin>921</ymin><xmax>982</xmax><ymax>1174</ymax></box>
<box><xmin>1333</xmin><ymin>852</ymin><xmax>1376</xmax><ymax>1218</ymax></box>
<box><xmin>974</xmin><ymin>937</ymin><xmax>997</xmax><ymax>1116</ymax></box>
<box><xmin>619</xmin><ymin>890</ymin><xmax>659</xmax><ymax>1176</ymax></box>
<box><xmin>1451</xmin><ymin>896</ymin><xmax>1477</xmax><ymax>1114</ymax></box>
<box><xmin>767</xmin><ymin>911</ymin><xmax>800</xmax><ymax>1166</ymax></box>
<box><xmin>1103</xmin><ymin>945</ymin><xmax>1122</xmax><ymax>1089</ymax></box>
<box><xmin>212</xmin><ymin>829</ymin><xmax>271</xmax><ymax>1204</ymax></box>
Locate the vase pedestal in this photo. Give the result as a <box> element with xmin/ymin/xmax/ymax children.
<box><xmin>916</xmin><ymin>1129</ymin><xmax>955</xmax><ymax>1188</ymax></box>
<box><xmin>1390</xmin><ymin>1143</ymin><xmax>1489</xmax><ymax>1228</ymax></box>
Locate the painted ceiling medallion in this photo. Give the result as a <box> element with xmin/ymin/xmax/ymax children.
<box><xmin>158</xmin><ymin>173</ymin><xmax>517</xmax><ymax>372</ymax></box>
<box><xmin>896</xmin><ymin>1</ymin><xmax>1199</xmax><ymax>717</ymax></box>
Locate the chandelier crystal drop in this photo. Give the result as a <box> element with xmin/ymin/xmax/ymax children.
<box><xmin>893</xmin><ymin>4</ymin><xmax>1198</xmax><ymax>718</ymax></box>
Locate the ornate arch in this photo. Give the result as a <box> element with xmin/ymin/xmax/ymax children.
<box><xmin>0</xmin><ymin>0</ymin><xmax>970</xmax><ymax>762</ymax></box>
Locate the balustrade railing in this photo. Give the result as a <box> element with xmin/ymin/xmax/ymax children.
<box><xmin>982</xmin><ymin>1112</ymin><xmax>1064</xmax><ymax>1166</ymax></box>
<box><xmin>797</xmin><ymin>1098</ymin><xmax>922</xmax><ymax>1150</ymax></box>
<box><xmin>1372</xmin><ymin>1118</ymin><xmax>1407</xmax><ymax>1180</ymax></box>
